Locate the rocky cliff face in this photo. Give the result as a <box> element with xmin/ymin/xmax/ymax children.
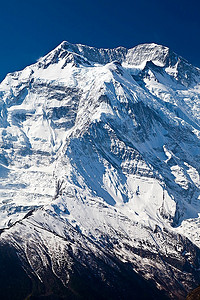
<box><xmin>0</xmin><ymin>41</ymin><xmax>200</xmax><ymax>299</ymax></box>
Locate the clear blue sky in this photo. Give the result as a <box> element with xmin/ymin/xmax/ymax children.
<box><xmin>0</xmin><ymin>0</ymin><xmax>199</xmax><ymax>81</ymax></box>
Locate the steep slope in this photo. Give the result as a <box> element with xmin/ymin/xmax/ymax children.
<box><xmin>0</xmin><ymin>41</ymin><xmax>200</xmax><ymax>299</ymax></box>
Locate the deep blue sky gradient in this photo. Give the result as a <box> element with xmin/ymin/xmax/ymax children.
<box><xmin>0</xmin><ymin>0</ymin><xmax>200</xmax><ymax>81</ymax></box>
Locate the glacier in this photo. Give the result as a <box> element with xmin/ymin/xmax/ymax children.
<box><xmin>0</xmin><ymin>41</ymin><xmax>199</xmax><ymax>299</ymax></box>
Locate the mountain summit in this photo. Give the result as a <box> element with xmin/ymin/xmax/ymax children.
<box><xmin>0</xmin><ymin>42</ymin><xmax>200</xmax><ymax>299</ymax></box>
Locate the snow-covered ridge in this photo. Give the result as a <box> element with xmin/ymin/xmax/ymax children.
<box><xmin>41</xmin><ymin>41</ymin><xmax>180</xmax><ymax>67</ymax></box>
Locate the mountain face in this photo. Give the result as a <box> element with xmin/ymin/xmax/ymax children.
<box><xmin>0</xmin><ymin>41</ymin><xmax>200</xmax><ymax>299</ymax></box>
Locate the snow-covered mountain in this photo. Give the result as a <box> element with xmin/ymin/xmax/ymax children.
<box><xmin>0</xmin><ymin>41</ymin><xmax>200</xmax><ymax>299</ymax></box>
